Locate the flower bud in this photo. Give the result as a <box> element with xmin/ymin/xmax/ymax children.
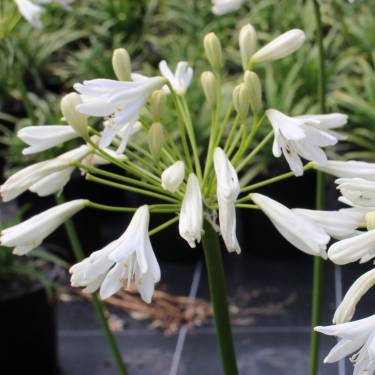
<box><xmin>239</xmin><ymin>24</ymin><xmax>257</xmax><ymax>70</ymax></box>
<box><xmin>200</xmin><ymin>71</ymin><xmax>217</xmax><ymax>107</ymax></box>
<box><xmin>150</xmin><ymin>90</ymin><xmax>167</xmax><ymax>122</ymax></box>
<box><xmin>161</xmin><ymin>161</ymin><xmax>185</xmax><ymax>192</ymax></box>
<box><xmin>112</xmin><ymin>48</ymin><xmax>131</xmax><ymax>81</ymax></box>
<box><xmin>232</xmin><ymin>83</ymin><xmax>250</xmax><ymax>121</ymax></box>
<box><xmin>244</xmin><ymin>71</ymin><xmax>262</xmax><ymax>114</ymax></box>
<box><xmin>60</xmin><ymin>93</ymin><xmax>88</xmax><ymax>137</ymax></box>
<box><xmin>204</xmin><ymin>32</ymin><xmax>222</xmax><ymax>72</ymax></box>
<box><xmin>251</xmin><ymin>29</ymin><xmax>305</xmax><ymax>64</ymax></box>
<box><xmin>148</xmin><ymin>122</ymin><xmax>166</xmax><ymax>161</ymax></box>
<box><xmin>366</xmin><ymin>211</ymin><xmax>375</xmax><ymax>231</ymax></box>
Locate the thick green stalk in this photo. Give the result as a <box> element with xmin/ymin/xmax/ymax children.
<box><xmin>310</xmin><ymin>1</ymin><xmax>327</xmax><ymax>375</ymax></box>
<box><xmin>201</xmin><ymin>220</ymin><xmax>238</xmax><ymax>375</ymax></box>
<box><xmin>55</xmin><ymin>195</ymin><xmax>128</xmax><ymax>375</ymax></box>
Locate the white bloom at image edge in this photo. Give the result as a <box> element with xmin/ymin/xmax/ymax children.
<box><xmin>69</xmin><ymin>205</ymin><xmax>160</xmax><ymax>303</ymax></box>
<box><xmin>159</xmin><ymin>60</ymin><xmax>193</xmax><ymax>95</ymax></box>
<box><xmin>161</xmin><ymin>161</ymin><xmax>185</xmax><ymax>192</ymax></box>
<box><xmin>315</xmin><ymin>160</ymin><xmax>375</xmax><ymax>181</ymax></box>
<box><xmin>18</xmin><ymin>125</ymin><xmax>79</xmax><ymax>155</ymax></box>
<box><xmin>315</xmin><ymin>314</ymin><xmax>375</xmax><ymax>374</ymax></box>
<box><xmin>179</xmin><ymin>174</ymin><xmax>203</xmax><ymax>248</ymax></box>
<box><xmin>213</xmin><ymin>147</ymin><xmax>241</xmax><ymax>254</ymax></box>
<box><xmin>211</xmin><ymin>0</ymin><xmax>245</xmax><ymax>15</ymax></box>
<box><xmin>251</xmin><ymin>193</ymin><xmax>329</xmax><ymax>258</ymax></box>
<box><xmin>0</xmin><ymin>199</ymin><xmax>86</xmax><ymax>255</ymax></box>
<box><xmin>336</xmin><ymin>178</ymin><xmax>375</xmax><ymax>208</ymax></box>
<box><xmin>267</xmin><ymin>109</ymin><xmax>346</xmax><ymax>176</ymax></box>
<box><xmin>15</xmin><ymin>0</ymin><xmax>44</xmax><ymax>29</ymax></box>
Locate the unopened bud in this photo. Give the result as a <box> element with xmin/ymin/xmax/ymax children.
<box><xmin>200</xmin><ymin>71</ymin><xmax>217</xmax><ymax>107</ymax></box>
<box><xmin>251</xmin><ymin>29</ymin><xmax>305</xmax><ymax>64</ymax></box>
<box><xmin>148</xmin><ymin>122</ymin><xmax>166</xmax><ymax>161</ymax></box>
<box><xmin>244</xmin><ymin>71</ymin><xmax>262</xmax><ymax>114</ymax></box>
<box><xmin>112</xmin><ymin>48</ymin><xmax>131</xmax><ymax>81</ymax></box>
<box><xmin>204</xmin><ymin>32</ymin><xmax>222</xmax><ymax>72</ymax></box>
<box><xmin>60</xmin><ymin>93</ymin><xmax>88</xmax><ymax>137</ymax></box>
<box><xmin>232</xmin><ymin>83</ymin><xmax>250</xmax><ymax>121</ymax></box>
<box><xmin>366</xmin><ymin>211</ymin><xmax>375</xmax><ymax>231</ymax></box>
<box><xmin>239</xmin><ymin>24</ymin><xmax>257</xmax><ymax>70</ymax></box>
<box><xmin>161</xmin><ymin>161</ymin><xmax>185</xmax><ymax>192</ymax></box>
<box><xmin>150</xmin><ymin>90</ymin><xmax>167</xmax><ymax>122</ymax></box>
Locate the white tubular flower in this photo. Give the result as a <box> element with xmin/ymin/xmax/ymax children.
<box><xmin>315</xmin><ymin>314</ymin><xmax>375</xmax><ymax>373</ymax></box>
<box><xmin>179</xmin><ymin>174</ymin><xmax>203</xmax><ymax>248</ymax></box>
<box><xmin>161</xmin><ymin>161</ymin><xmax>185</xmax><ymax>192</ymax></box>
<box><xmin>239</xmin><ymin>24</ymin><xmax>257</xmax><ymax>70</ymax></box>
<box><xmin>18</xmin><ymin>125</ymin><xmax>79</xmax><ymax>155</ymax></box>
<box><xmin>334</xmin><ymin>268</ymin><xmax>375</xmax><ymax>324</ymax></box>
<box><xmin>251</xmin><ymin>193</ymin><xmax>330</xmax><ymax>258</ymax></box>
<box><xmin>0</xmin><ymin>145</ymin><xmax>90</xmax><ymax>202</ymax></box>
<box><xmin>328</xmin><ymin>229</ymin><xmax>375</xmax><ymax>265</ymax></box>
<box><xmin>1</xmin><ymin>199</ymin><xmax>86</xmax><ymax>255</ymax></box>
<box><xmin>336</xmin><ymin>178</ymin><xmax>375</xmax><ymax>208</ymax></box>
<box><xmin>251</xmin><ymin>29</ymin><xmax>305</xmax><ymax>64</ymax></box>
<box><xmin>70</xmin><ymin>205</ymin><xmax>160</xmax><ymax>303</ymax></box>
<box><xmin>15</xmin><ymin>0</ymin><xmax>44</xmax><ymax>29</ymax></box>
<box><xmin>214</xmin><ymin>147</ymin><xmax>241</xmax><ymax>254</ymax></box>
<box><xmin>74</xmin><ymin>75</ymin><xmax>165</xmax><ymax>148</ymax></box>
<box><xmin>315</xmin><ymin>160</ymin><xmax>375</xmax><ymax>181</ymax></box>
<box><xmin>159</xmin><ymin>60</ymin><xmax>193</xmax><ymax>95</ymax></box>
<box><xmin>267</xmin><ymin>109</ymin><xmax>338</xmax><ymax>176</ymax></box>
<box><xmin>292</xmin><ymin>207</ymin><xmax>365</xmax><ymax>240</ymax></box>
<box><xmin>211</xmin><ymin>0</ymin><xmax>244</xmax><ymax>15</ymax></box>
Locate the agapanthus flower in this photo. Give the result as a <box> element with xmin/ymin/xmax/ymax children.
<box><xmin>315</xmin><ymin>160</ymin><xmax>375</xmax><ymax>181</ymax></box>
<box><xmin>211</xmin><ymin>0</ymin><xmax>245</xmax><ymax>15</ymax></box>
<box><xmin>161</xmin><ymin>161</ymin><xmax>185</xmax><ymax>192</ymax></box>
<box><xmin>159</xmin><ymin>60</ymin><xmax>193</xmax><ymax>95</ymax></box>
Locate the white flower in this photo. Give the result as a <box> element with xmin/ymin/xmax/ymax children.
<box><xmin>179</xmin><ymin>174</ymin><xmax>203</xmax><ymax>248</ymax></box>
<box><xmin>267</xmin><ymin>109</ymin><xmax>339</xmax><ymax>176</ymax></box>
<box><xmin>1</xmin><ymin>199</ymin><xmax>86</xmax><ymax>255</ymax></box>
<box><xmin>0</xmin><ymin>145</ymin><xmax>90</xmax><ymax>202</ymax></box>
<box><xmin>315</xmin><ymin>314</ymin><xmax>375</xmax><ymax>374</ymax></box>
<box><xmin>334</xmin><ymin>268</ymin><xmax>375</xmax><ymax>324</ymax></box>
<box><xmin>251</xmin><ymin>29</ymin><xmax>305</xmax><ymax>64</ymax></box>
<box><xmin>161</xmin><ymin>161</ymin><xmax>185</xmax><ymax>192</ymax></box>
<box><xmin>213</xmin><ymin>147</ymin><xmax>241</xmax><ymax>254</ymax></box>
<box><xmin>336</xmin><ymin>178</ymin><xmax>375</xmax><ymax>208</ymax></box>
<box><xmin>18</xmin><ymin>125</ymin><xmax>79</xmax><ymax>155</ymax></box>
<box><xmin>315</xmin><ymin>160</ymin><xmax>375</xmax><ymax>181</ymax></box>
<box><xmin>70</xmin><ymin>205</ymin><xmax>160</xmax><ymax>303</ymax></box>
<box><xmin>74</xmin><ymin>75</ymin><xmax>165</xmax><ymax>148</ymax></box>
<box><xmin>159</xmin><ymin>60</ymin><xmax>193</xmax><ymax>95</ymax></box>
<box><xmin>211</xmin><ymin>0</ymin><xmax>244</xmax><ymax>15</ymax></box>
<box><xmin>251</xmin><ymin>193</ymin><xmax>330</xmax><ymax>258</ymax></box>
<box><xmin>292</xmin><ymin>207</ymin><xmax>365</xmax><ymax>240</ymax></box>
<box><xmin>328</xmin><ymin>229</ymin><xmax>375</xmax><ymax>265</ymax></box>
<box><xmin>15</xmin><ymin>0</ymin><xmax>44</xmax><ymax>29</ymax></box>
<box><xmin>239</xmin><ymin>24</ymin><xmax>257</xmax><ymax>70</ymax></box>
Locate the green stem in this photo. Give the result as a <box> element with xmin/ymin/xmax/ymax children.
<box><xmin>55</xmin><ymin>195</ymin><xmax>128</xmax><ymax>375</ymax></box>
<box><xmin>149</xmin><ymin>216</ymin><xmax>179</xmax><ymax>236</ymax></box>
<box><xmin>201</xmin><ymin>220</ymin><xmax>238</xmax><ymax>375</ymax></box>
<box><xmin>86</xmin><ymin>201</ymin><xmax>179</xmax><ymax>213</ymax></box>
<box><xmin>310</xmin><ymin>1</ymin><xmax>327</xmax><ymax>375</ymax></box>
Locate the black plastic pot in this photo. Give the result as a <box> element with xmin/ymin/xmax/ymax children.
<box><xmin>0</xmin><ymin>282</ymin><xmax>58</xmax><ymax>374</ymax></box>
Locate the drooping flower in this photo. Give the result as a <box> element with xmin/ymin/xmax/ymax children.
<box><xmin>213</xmin><ymin>147</ymin><xmax>241</xmax><ymax>254</ymax></box>
<box><xmin>15</xmin><ymin>0</ymin><xmax>44</xmax><ymax>29</ymax></box>
<box><xmin>333</xmin><ymin>268</ymin><xmax>375</xmax><ymax>324</ymax></box>
<box><xmin>18</xmin><ymin>125</ymin><xmax>79</xmax><ymax>155</ymax></box>
<box><xmin>74</xmin><ymin>75</ymin><xmax>165</xmax><ymax>148</ymax></box>
<box><xmin>161</xmin><ymin>161</ymin><xmax>185</xmax><ymax>192</ymax></box>
<box><xmin>315</xmin><ymin>160</ymin><xmax>375</xmax><ymax>181</ymax></box>
<box><xmin>0</xmin><ymin>145</ymin><xmax>90</xmax><ymax>202</ymax></box>
<box><xmin>336</xmin><ymin>178</ymin><xmax>375</xmax><ymax>208</ymax></box>
<box><xmin>250</xmin><ymin>29</ymin><xmax>305</xmax><ymax>64</ymax></box>
<box><xmin>251</xmin><ymin>193</ymin><xmax>330</xmax><ymax>258</ymax></box>
<box><xmin>70</xmin><ymin>205</ymin><xmax>160</xmax><ymax>303</ymax></box>
<box><xmin>159</xmin><ymin>60</ymin><xmax>193</xmax><ymax>95</ymax></box>
<box><xmin>267</xmin><ymin>109</ymin><xmax>341</xmax><ymax>176</ymax></box>
<box><xmin>1</xmin><ymin>199</ymin><xmax>86</xmax><ymax>255</ymax></box>
<box><xmin>315</xmin><ymin>315</ymin><xmax>375</xmax><ymax>374</ymax></box>
<box><xmin>179</xmin><ymin>174</ymin><xmax>203</xmax><ymax>248</ymax></box>
<box><xmin>211</xmin><ymin>0</ymin><xmax>245</xmax><ymax>15</ymax></box>
<box><xmin>292</xmin><ymin>207</ymin><xmax>365</xmax><ymax>240</ymax></box>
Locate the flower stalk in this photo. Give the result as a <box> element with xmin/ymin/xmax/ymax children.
<box><xmin>201</xmin><ymin>220</ymin><xmax>239</xmax><ymax>375</ymax></box>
